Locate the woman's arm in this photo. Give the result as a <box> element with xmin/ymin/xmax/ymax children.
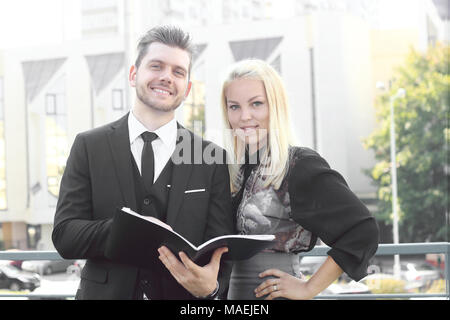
<box><xmin>289</xmin><ymin>148</ymin><xmax>379</xmax><ymax>282</ymax></box>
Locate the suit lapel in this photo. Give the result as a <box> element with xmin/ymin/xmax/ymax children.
<box><xmin>106</xmin><ymin>118</ymin><xmax>196</xmax><ymax>223</ymax></box>
<box><xmin>107</xmin><ymin>113</ymin><xmax>138</xmax><ymax>212</ymax></box>
<box><xmin>166</xmin><ymin>125</ymin><xmax>194</xmax><ymax>226</ymax></box>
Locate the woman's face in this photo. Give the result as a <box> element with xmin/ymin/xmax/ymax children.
<box><xmin>225</xmin><ymin>78</ymin><xmax>270</xmax><ymax>148</ymax></box>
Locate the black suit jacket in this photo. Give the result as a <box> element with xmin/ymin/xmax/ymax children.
<box><xmin>52</xmin><ymin>113</ymin><xmax>234</xmax><ymax>299</ymax></box>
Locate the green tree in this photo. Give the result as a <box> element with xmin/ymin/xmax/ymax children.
<box><xmin>364</xmin><ymin>44</ymin><xmax>449</xmax><ymax>243</ymax></box>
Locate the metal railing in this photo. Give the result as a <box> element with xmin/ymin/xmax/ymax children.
<box><xmin>307</xmin><ymin>242</ymin><xmax>449</xmax><ymax>299</ymax></box>
<box><xmin>0</xmin><ymin>242</ymin><xmax>448</xmax><ymax>300</ymax></box>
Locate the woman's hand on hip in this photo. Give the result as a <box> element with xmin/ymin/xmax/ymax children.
<box><xmin>254</xmin><ymin>268</ymin><xmax>313</xmax><ymax>300</ymax></box>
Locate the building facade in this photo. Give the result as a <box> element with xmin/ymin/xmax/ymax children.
<box><xmin>0</xmin><ymin>0</ymin><xmax>446</xmax><ymax>250</ymax></box>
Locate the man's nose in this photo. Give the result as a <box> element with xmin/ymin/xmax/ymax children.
<box><xmin>159</xmin><ymin>69</ymin><xmax>173</xmax><ymax>84</ymax></box>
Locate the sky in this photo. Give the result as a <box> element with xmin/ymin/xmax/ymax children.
<box><xmin>0</xmin><ymin>0</ymin><xmax>65</xmax><ymax>49</ymax></box>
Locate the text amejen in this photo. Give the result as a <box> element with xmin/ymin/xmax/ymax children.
<box><xmin>224</xmin><ymin>304</ymin><xmax>269</xmax><ymax>316</ymax></box>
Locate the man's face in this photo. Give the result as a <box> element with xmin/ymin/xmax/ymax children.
<box><xmin>130</xmin><ymin>42</ymin><xmax>192</xmax><ymax>113</ymax></box>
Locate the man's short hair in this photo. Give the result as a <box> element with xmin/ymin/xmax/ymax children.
<box><xmin>135</xmin><ymin>25</ymin><xmax>195</xmax><ymax>75</ymax></box>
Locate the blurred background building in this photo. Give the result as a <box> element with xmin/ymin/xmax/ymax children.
<box><xmin>0</xmin><ymin>0</ymin><xmax>448</xmax><ymax>250</ymax></box>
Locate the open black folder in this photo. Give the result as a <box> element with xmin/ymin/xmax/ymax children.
<box><xmin>105</xmin><ymin>207</ymin><xmax>275</xmax><ymax>268</ymax></box>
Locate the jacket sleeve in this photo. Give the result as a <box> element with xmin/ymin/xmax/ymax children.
<box><xmin>288</xmin><ymin>149</ymin><xmax>379</xmax><ymax>281</ymax></box>
<box><xmin>52</xmin><ymin>133</ymin><xmax>112</xmax><ymax>259</ymax></box>
<box><xmin>205</xmin><ymin>155</ymin><xmax>235</xmax><ymax>300</ymax></box>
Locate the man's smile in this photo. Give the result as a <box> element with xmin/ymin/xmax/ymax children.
<box><xmin>150</xmin><ymin>86</ymin><xmax>173</xmax><ymax>96</ymax></box>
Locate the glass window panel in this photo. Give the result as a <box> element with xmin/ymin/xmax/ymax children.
<box><xmin>183</xmin><ymin>79</ymin><xmax>205</xmax><ymax>136</ymax></box>
<box><xmin>56</xmin><ymin>95</ymin><xmax>66</xmax><ymax>115</ymax></box>
<box><xmin>0</xmin><ymin>78</ymin><xmax>5</xmax><ymax>209</ymax></box>
<box><xmin>0</xmin><ymin>78</ymin><xmax>3</xmax><ymax>120</ymax></box>
<box><xmin>112</xmin><ymin>89</ymin><xmax>123</xmax><ymax>111</ymax></box>
<box><xmin>0</xmin><ymin>194</ymin><xmax>6</xmax><ymax>210</ymax></box>
<box><xmin>46</xmin><ymin>94</ymin><xmax>57</xmax><ymax>115</ymax></box>
<box><xmin>45</xmin><ymin>91</ymin><xmax>68</xmax><ymax>198</ymax></box>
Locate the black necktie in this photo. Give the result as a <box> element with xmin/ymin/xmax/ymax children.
<box><xmin>141</xmin><ymin>132</ymin><xmax>159</xmax><ymax>191</ymax></box>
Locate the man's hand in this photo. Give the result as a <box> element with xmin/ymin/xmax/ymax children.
<box><xmin>158</xmin><ymin>246</ymin><xmax>228</xmax><ymax>298</ymax></box>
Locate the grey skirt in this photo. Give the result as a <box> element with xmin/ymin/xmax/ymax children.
<box><xmin>227</xmin><ymin>251</ymin><xmax>302</xmax><ymax>300</ymax></box>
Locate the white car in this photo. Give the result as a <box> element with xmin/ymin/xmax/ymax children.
<box><xmin>400</xmin><ymin>262</ymin><xmax>442</xmax><ymax>289</ymax></box>
<box><xmin>320</xmin><ymin>281</ymin><xmax>371</xmax><ymax>296</ymax></box>
<box><xmin>298</xmin><ymin>256</ymin><xmax>327</xmax><ymax>275</ymax></box>
<box><xmin>21</xmin><ymin>260</ymin><xmax>76</xmax><ymax>276</ymax></box>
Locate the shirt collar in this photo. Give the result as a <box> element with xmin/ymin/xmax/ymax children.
<box><xmin>128</xmin><ymin>111</ymin><xmax>177</xmax><ymax>148</ymax></box>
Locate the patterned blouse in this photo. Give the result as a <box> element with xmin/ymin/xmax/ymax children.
<box><xmin>231</xmin><ymin>146</ymin><xmax>379</xmax><ymax>281</ymax></box>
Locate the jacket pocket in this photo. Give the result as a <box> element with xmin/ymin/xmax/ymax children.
<box><xmin>80</xmin><ymin>262</ymin><xmax>108</xmax><ymax>284</ymax></box>
<box><xmin>184</xmin><ymin>190</ymin><xmax>210</xmax><ymax>200</ymax></box>
<box><xmin>184</xmin><ymin>188</ymin><xmax>206</xmax><ymax>194</ymax></box>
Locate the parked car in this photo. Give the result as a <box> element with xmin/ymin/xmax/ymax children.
<box><xmin>400</xmin><ymin>262</ymin><xmax>442</xmax><ymax>289</ymax></box>
<box><xmin>298</xmin><ymin>256</ymin><xmax>327</xmax><ymax>276</ymax></box>
<box><xmin>0</xmin><ymin>264</ymin><xmax>41</xmax><ymax>291</ymax></box>
<box><xmin>66</xmin><ymin>260</ymin><xmax>86</xmax><ymax>276</ymax></box>
<box><xmin>360</xmin><ymin>272</ymin><xmax>406</xmax><ymax>293</ymax></box>
<box><xmin>4</xmin><ymin>249</ymin><xmax>23</xmax><ymax>269</ymax></box>
<box><xmin>21</xmin><ymin>259</ymin><xmax>76</xmax><ymax>276</ymax></box>
<box><xmin>320</xmin><ymin>281</ymin><xmax>371</xmax><ymax>296</ymax></box>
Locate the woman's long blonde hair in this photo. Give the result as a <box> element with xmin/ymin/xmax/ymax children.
<box><xmin>221</xmin><ymin>59</ymin><xmax>296</xmax><ymax>192</ymax></box>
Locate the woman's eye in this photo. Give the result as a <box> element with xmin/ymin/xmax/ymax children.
<box><xmin>252</xmin><ymin>101</ymin><xmax>263</xmax><ymax>107</ymax></box>
<box><xmin>229</xmin><ymin>105</ymin><xmax>240</xmax><ymax>110</ymax></box>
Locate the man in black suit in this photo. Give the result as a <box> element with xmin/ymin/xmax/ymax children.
<box><xmin>52</xmin><ymin>25</ymin><xmax>234</xmax><ymax>300</ymax></box>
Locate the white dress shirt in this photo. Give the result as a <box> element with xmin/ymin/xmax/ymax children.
<box><xmin>128</xmin><ymin>111</ymin><xmax>177</xmax><ymax>183</ymax></box>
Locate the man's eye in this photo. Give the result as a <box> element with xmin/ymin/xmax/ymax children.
<box><xmin>150</xmin><ymin>64</ymin><xmax>161</xmax><ymax>69</ymax></box>
<box><xmin>175</xmin><ymin>70</ymin><xmax>186</xmax><ymax>77</ymax></box>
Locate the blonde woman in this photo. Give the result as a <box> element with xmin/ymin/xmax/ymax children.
<box><xmin>221</xmin><ymin>59</ymin><xmax>379</xmax><ymax>300</ymax></box>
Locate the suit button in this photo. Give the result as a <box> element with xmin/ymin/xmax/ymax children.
<box><xmin>143</xmin><ymin>198</ymin><xmax>150</xmax><ymax>205</ymax></box>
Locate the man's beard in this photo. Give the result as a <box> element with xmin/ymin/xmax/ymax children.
<box><xmin>136</xmin><ymin>84</ymin><xmax>184</xmax><ymax>112</ymax></box>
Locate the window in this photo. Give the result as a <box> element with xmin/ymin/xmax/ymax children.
<box><xmin>81</xmin><ymin>0</ymin><xmax>119</xmax><ymax>36</ymax></box>
<box><xmin>0</xmin><ymin>223</ymin><xmax>3</xmax><ymax>249</ymax></box>
<box><xmin>26</xmin><ymin>224</ymin><xmax>41</xmax><ymax>249</ymax></box>
<box><xmin>183</xmin><ymin>79</ymin><xmax>206</xmax><ymax>136</ymax></box>
<box><xmin>112</xmin><ymin>89</ymin><xmax>123</xmax><ymax>111</ymax></box>
<box><xmin>45</xmin><ymin>94</ymin><xmax>57</xmax><ymax>115</ymax></box>
<box><xmin>0</xmin><ymin>77</ymin><xmax>6</xmax><ymax>210</ymax></box>
<box><xmin>45</xmin><ymin>91</ymin><xmax>68</xmax><ymax>198</ymax></box>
